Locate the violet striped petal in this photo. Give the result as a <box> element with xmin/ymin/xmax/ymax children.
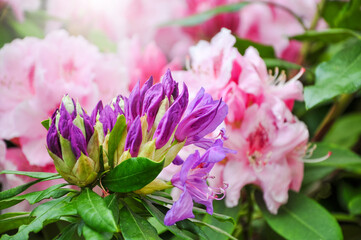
<box><xmin>69</xmin><ymin>124</ymin><xmax>88</xmax><ymax>159</ymax></box>
<box><xmin>153</xmin><ymin>83</ymin><xmax>188</xmax><ymax>148</ymax></box>
<box><xmin>142</xmin><ymin>83</ymin><xmax>164</xmax><ymax>130</ymax></box>
<box><xmin>46</xmin><ymin>119</ymin><xmax>62</xmax><ymax>158</ymax></box>
<box><xmin>90</xmin><ymin>100</ymin><xmax>103</xmax><ymax>125</ymax></box>
<box><xmin>162</xmin><ymin>69</ymin><xmax>177</xmax><ymax>100</ymax></box>
<box><xmin>124</xmin><ymin>116</ymin><xmax>142</xmax><ymax>156</ymax></box>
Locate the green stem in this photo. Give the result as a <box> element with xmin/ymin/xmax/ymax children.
<box><xmin>243</xmin><ymin>187</ymin><xmax>255</xmax><ymax>240</ymax></box>
<box><xmin>312</xmin><ymin>94</ymin><xmax>354</xmax><ymax>141</ymax></box>
<box><xmin>333</xmin><ymin>213</ymin><xmax>361</xmax><ymax>225</ymax></box>
<box><xmin>297</xmin><ymin>0</ymin><xmax>326</xmax><ymax>64</ymax></box>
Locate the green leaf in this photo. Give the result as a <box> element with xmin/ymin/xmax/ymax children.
<box><xmin>305</xmin><ymin>142</ymin><xmax>361</xmax><ymax>174</ymax></box>
<box><xmin>142</xmin><ymin>198</ymin><xmax>193</xmax><ymax>240</ymax></box>
<box><xmin>8</xmin><ymin>18</ymin><xmax>44</xmax><ymax>38</ymax></box>
<box><xmin>235</xmin><ymin>37</ymin><xmax>276</xmax><ymax>58</ymax></box>
<box><xmin>176</xmin><ymin>219</ymin><xmax>208</xmax><ymax>240</ymax></box>
<box><xmin>0</xmin><ymin>170</ymin><xmax>59</xmax><ymax>179</ymax></box>
<box><xmin>304</xmin><ymin>41</ymin><xmax>361</xmax><ymax>109</ymax></box>
<box><xmin>0</xmin><ymin>216</ymin><xmax>34</xmax><ymax>235</ymax></box>
<box><xmin>302</xmin><ymin>165</ymin><xmax>335</xmax><ymax>187</ymax></box>
<box><xmin>256</xmin><ymin>191</ymin><xmax>343</xmax><ymax>240</ymax></box>
<box><xmin>0</xmin><ymin>183</ymin><xmax>71</xmax><ymax>210</ymax></box>
<box><xmin>290</xmin><ymin>29</ymin><xmax>361</xmax><ymax>43</ymax></box>
<box><xmin>188</xmin><ymin>219</ymin><xmax>237</xmax><ymax>240</ymax></box>
<box><xmin>1</xmin><ymin>197</ymin><xmax>76</xmax><ymax>240</ymax></box>
<box><xmin>118</xmin><ymin>203</ymin><xmax>161</xmax><ymax>240</ymax></box>
<box><xmin>55</xmin><ymin>222</ymin><xmax>78</xmax><ymax>240</ymax></box>
<box><xmin>74</xmin><ymin>188</ymin><xmax>118</xmax><ymax>233</ymax></box>
<box><xmin>82</xmin><ymin>224</ymin><xmax>112</xmax><ymax>240</ymax></box>
<box><xmin>0</xmin><ymin>212</ymin><xmax>29</xmax><ymax>221</ymax></box>
<box><xmin>102</xmin><ymin>157</ymin><xmax>164</xmax><ymax>193</ymax></box>
<box><xmin>200</xmin><ymin>200</ymin><xmax>240</xmax><ymax>240</ymax></box>
<box><xmin>161</xmin><ymin>2</ymin><xmax>249</xmax><ymax>27</ymax></box>
<box><xmin>323</xmin><ymin>113</ymin><xmax>361</xmax><ymax>149</ymax></box>
<box><xmin>349</xmin><ymin>195</ymin><xmax>361</xmax><ymax>215</ymax></box>
<box><xmin>41</xmin><ymin>119</ymin><xmax>51</xmax><ymax>130</ymax></box>
<box><xmin>263</xmin><ymin>58</ymin><xmax>301</xmax><ymax>70</ymax></box>
<box><xmin>104</xmin><ymin>194</ymin><xmax>120</xmax><ymax>224</ymax></box>
<box><xmin>333</xmin><ymin>0</ymin><xmax>361</xmax><ymax>31</ymax></box>
<box><xmin>0</xmin><ymin>174</ymin><xmax>61</xmax><ymax>201</ymax></box>
<box><xmin>107</xmin><ymin>115</ymin><xmax>126</xmax><ymax>169</ymax></box>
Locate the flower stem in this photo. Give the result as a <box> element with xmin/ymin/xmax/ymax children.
<box><xmin>312</xmin><ymin>94</ymin><xmax>354</xmax><ymax>141</ymax></box>
<box><xmin>243</xmin><ymin>186</ymin><xmax>255</xmax><ymax>240</ymax></box>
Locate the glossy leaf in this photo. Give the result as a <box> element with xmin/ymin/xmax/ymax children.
<box><xmin>104</xmin><ymin>194</ymin><xmax>120</xmax><ymax>224</ymax></box>
<box><xmin>256</xmin><ymin>191</ymin><xmax>343</xmax><ymax>240</ymax></box>
<box><xmin>304</xmin><ymin>41</ymin><xmax>361</xmax><ymax>109</ymax></box>
<box><xmin>0</xmin><ymin>183</ymin><xmax>71</xmax><ymax>210</ymax></box>
<box><xmin>348</xmin><ymin>194</ymin><xmax>361</xmax><ymax>215</ymax></box>
<box><xmin>235</xmin><ymin>37</ymin><xmax>276</xmax><ymax>58</ymax></box>
<box><xmin>56</xmin><ymin>223</ymin><xmax>78</xmax><ymax>240</ymax></box>
<box><xmin>118</xmin><ymin>203</ymin><xmax>161</xmax><ymax>240</ymax></box>
<box><xmin>323</xmin><ymin>113</ymin><xmax>361</xmax><ymax>149</ymax></box>
<box><xmin>162</xmin><ymin>3</ymin><xmax>249</xmax><ymax>27</ymax></box>
<box><xmin>82</xmin><ymin>224</ymin><xmax>112</xmax><ymax>240</ymax></box>
<box><xmin>0</xmin><ymin>174</ymin><xmax>61</xmax><ymax>201</ymax></box>
<box><xmin>176</xmin><ymin>219</ymin><xmax>208</xmax><ymax>240</ymax></box>
<box><xmin>188</xmin><ymin>219</ymin><xmax>237</xmax><ymax>240</ymax></box>
<box><xmin>0</xmin><ymin>170</ymin><xmax>59</xmax><ymax>179</ymax></box>
<box><xmin>74</xmin><ymin>188</ymin><xmax>118</xmax><ymax>233</ymax></box>
<box><xmin>108</xmin><ymin>115</ymin><xmax>126</xmax><ymax>169</ymax></box>
<box><xmin>201</xmin><ymin>200</ymin><xmax>240</xmax><ymax>240</ymax></box>
<box><xmin>0</xmin><ymin>216</ymin><xmax>34</xmax><ymax>235</ymax></box>
<box><xmin>290</xmin><ymin>29</ymin><xmax>361</xmax><ymax>43</ymax></box>
<box><xmin>102</xmin><ymin>157</ymin><xmax>164</xmax><ymax>193</ymax></box>
<box><xmin>0</xmin><ymin>212</ymin><xmax>28</xmax><ymax>221</ymax></box>
<box><xmin>1</xmin><ymin>197</ymin><xmax>76</xmax><ymax>240</ymax></box>
<box><xmin>142</xmin><ymin>198</ymin><xmax>193</xmax><ymax>240</ymax></box>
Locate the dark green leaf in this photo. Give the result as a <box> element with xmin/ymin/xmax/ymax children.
<box><xmin>104</xmin><ymin>194</ymin><xmax>119</xmax><ymax>224</ymax></box>
<box><xmin>1</xmin><ymin>197</ymin><xmax>76</xmax><ymax>240</ymax></box>
<box><xmin>304</xmin><ymin>41</ymin><xmax>361</xmax><ymax>109</ymax></box>
<box><xmin>188</xmin><ymin>219</ymin><xmax>237</xmax><ymax>240</ymax></box>
<box><xmin>200</xmin><ymin>200</ymin><xmax>240</xmax><ymax>240</ymax></box>
<box><xmin>41</xmin><ymin>119</ymin><xmax>51</xmax><ymax>130</ymax></box>
<box><xmin>142</xmin><ymin>198</ymin><xmax>193</xmax><ymax>240</ymax></box>
<box><xmin>162</xmin><ymin>3</ymin><xmax>249</xmax><ymax>27</ymax></box>
<box><xmin>256</xmin><ymin>191</ymin><xmax>343</xmax><ymax>240</ymax></box>
<box><xmin>0</xmin><ymin>170</ymin><xmax>59</xmax><ymax>179</ymax></box>
<box><xmin>82</xmin><ymin>224</ymin><xmax>112</xmax><ymax>240</ymax></box>
<box><xmin>334</xmin><ymin>0</ymin><xmax>361</xmax><ymax>31</ymax></box>
<box><xmin>107</xmin><ymin>115</ymin><xmax>126</xmax><ymax>169</ymax></box>
<box><xmin>263</xmin><ymin>58</ymin><xmax>301</xmax><ymax>70</ymax></box>
<box><xmin>74</xmin><ymin>188</ymin><xmax>118</xmax><ymax>233</ymax></box>
<box><xmin>323</xmin><ymin>113</ymin><xmax>361</xmax><ymax>149</ymax></box>
<box><xmin>102</xmin><ymin>157</ymin><xmax>164</xmax><ymax>193</ymax></box>
<box><xmin>235</xmin><ymin>37</ymin><xmax>276</xmax><ymax>58</ymax></box>
<box><xmin>0</xmin><ymin>184</ymin><xmax>71</xmax><ymax>210</ymax></box>
<box><xmin>176</xmin><ymin>219</ymin><xmax>208</xmax><ymax>240</ymax></box>
<box><xmin>0</xmin><ymin>212</ymin><xmax>28</xmax><ymax>221</ymax></box>
<box><xmin>302</xmin><ymin>165</ymin><xmax>335</xmax><ymax>187</ymax></box>
<box><xmin>56</xmin><ymin>222</ymin><xmax>78</xmax><ymax>240</ymax></box>
<box><xmin>118</xmin><ymin>203</ymin><xmax>160</xmax><ymax>240</ymax></box>
<box><xmin>0</xmin><ymin>174</ymin><xmax>61</xmax><ymax>201</ymax></box>
<box><xmin>0</xmin><ymin>216</ymin><xmax>34</xmax><ymax>234</ymax></box>
<box><xmin>305</xmin><ymin>142</ymin><xmax>361</xmax><ymax>174</ymax></box>
<box><xmin>349</xmin><ymin>194</ymin><xmax>361</xmax><ymax>215</ymax></box>
<box><xmin>290</xmin><ymin>29</ymin><xmax>361</xmax><ymax>43</ymax></box>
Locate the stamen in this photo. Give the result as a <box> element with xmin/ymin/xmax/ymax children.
<box><xmin>302</xmin><ymin>151</ymin><xmax>332</xmax><ymax>163</ymax></box>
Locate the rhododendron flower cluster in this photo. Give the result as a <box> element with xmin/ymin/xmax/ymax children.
<box><xmin>46</xmin><ymin>70</ymin><xmax>231</xmax><ymax>225</ymax></box>
<box><xmin>175</xmin><ymin>28</ymin><xmax>309</xmax><ymax>213</ymax></box>
<box><xmin>0</xmin><ymin>30</ymin><xmax>127</xmax><ymax>193</ymax></box>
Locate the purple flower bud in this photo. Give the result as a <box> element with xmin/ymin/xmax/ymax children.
<box><xmin>58</xmin><ymin>106</ymin><xmax>72</xmax><ymax>139</ymax></box>
<box><xmin>153</xmin><ymin>83</ymin><xmax>188</xmax><ymax>148</ymax></box>
<box><xmin>162</xmin><ymin>69</ymin><xmax>177</xmax><ymax>100</ymax></box>
<box><xmin>70</xmin><ymin>124</ymin><xmax>88</xmax><ymax>159</ymax></box>
<box><xmin>47</xmin><ymin>117</ymin><xmax>62</xmax><ymax>158</ymax></box>
<box><xmin>124</xmin><ymin>116</ymin><xmax>142</xmax><ymax>156</ymax></box>
<box><xmin>142</xmin><ymin>83</ymin><xmax>164</xmax><ymax>131</ymax></box>
<box><xmin>140</xmin><ymin>76</ymin><xmax>153</xmax><ymax>103</ymax></box>
<box><xmin>126</xmin><ymin>81</ymin><xmax>141</xmax><ymax>123</ymax></box>
<box><xmin>175</xmin><ymin>88</ymin><xmax>228</xmax><ymax>145</ymax></box>
<box><xmin>99</xmin><ymin>105</ymin><xmax>118</xmax><ymax>135</ymax></box>
<box><xmin>90</xmin><ymin>101</ymin><xmax>103</xmax><ymax>125</ymax></box>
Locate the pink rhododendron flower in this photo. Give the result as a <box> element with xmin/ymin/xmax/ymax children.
<box><xmin>118</xmin><ymin>38</ymin><xmax>181</xmax><ymax>91</ymax></box>
<box><xmin>175</xmin><ymin>28</ymin><xmax>309</xmax><ymax>213</ymax></box>
<box><xmin>0</xmin><ymin>0</ymin><xmax>40</xmax><ymax>21</ymax></box>
<box><xmin>0</xmin><ymin>30</ymin><xmax>127</xmax><ymax>169</ymax></box>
